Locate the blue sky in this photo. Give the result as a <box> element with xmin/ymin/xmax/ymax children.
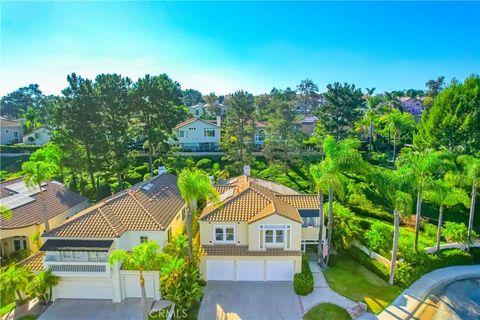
<box><xmin>1</xmin><ymin>1</ymin><xmax>479</xmax><ymax>96</ymax></box>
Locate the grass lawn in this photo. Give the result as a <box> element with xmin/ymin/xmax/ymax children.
<box><xmin>324</xmin><ymin>254</ymin><xmax>401</xmax><ymax>314</ymax></box>
<box><xmin>0</xmin><ymin>302</ymin><xmax>15</xmax><ymax>317</ymax></box>
<box><xmin>303</xmin><ymin>303</ymin><xmax>351</xmax><ymax>320</ymax></box>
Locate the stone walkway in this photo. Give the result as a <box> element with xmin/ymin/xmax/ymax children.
<box><xmin>378</xmin><ymin>264</ymin><xmax>480</xmax><ymax>320</ymax></box>
<box><xmin>300</xmin><ymin>261</ymin><xmax>375</xmax><ymax>319</ymax></box>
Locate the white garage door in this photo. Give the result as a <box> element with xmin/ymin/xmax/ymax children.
<box><xmin>266</xmin><ymin>260</ymin><xmax>294</xmax><ymax>281</ymax></box>
<box><xmin>207</xmin><ymin>261</ymin><xmax>235</xmax><ymax>281</ymax></box>
<box><xmin>236</xmin><ymin>261</ymin><xmax>264</xmax><ymax>281</ymax></box>
<box><xmin>54</xmin><ymin>277</ymin><xmax>113</xmax><ymax>300</ymax></box>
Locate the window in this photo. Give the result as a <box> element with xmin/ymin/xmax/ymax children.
<box><xmin>89</xmin><ymin>252</ymin><xmax>98</xmax><ymax>262</ymax></box>
<box><xmin>5</xmin><ymin>129</ymin><xmax>9</xmax><ymax>134</ymax></box>
<box><xmin>13</xmin><ymin>240</ymin><xmax>21</xmax><ymax>251</ymax></box>
<box><xmin>167</xmin><ymin>228</ymin><xmax>172</xmax><ymax>242</ymax></box>
<box><xmin>62</xmin><ymin>251</ymin><xmax>72</xmax><ymax>259</ymax></box>
<box><xmin>214</xmin><ymin>225</ymin><xmax>235</xmax><ymax>243</ymax></box>
<box><xmin>13</xmin><ymin>131</ymin><xmax>18</xmax><ymax>138</ymax></box>
<box><xmin>97</xmin><ymin>252</ymin><xmax>107</xmax><ymax>262</ymax></box>
<box><xmin>204</xmin><ymin>128</ymin><xmax>215</xmax><ymax>137</ymax></box>
<box><xmin>179</xmin><ymin>130</ymin><xmax>185</xmax><ymax>138</ymax></box>
<box><xmin>34</xmin><ymin>132</ymin><xmax>39</xmax><ymax>139</ymax></box>
<box><xmin>73</xmin><ymin>252</ymin><xmax>81</xmax><ymax>259</ymax></box>
<box><xmin>302</xmin><ymin>217</ymin><xmax>320</xmax><ymax>228</ymax></box>
<box><xmin>189</xmin><ymin>127</ymin><xmax>196</xmax><ymax>130</ymax></box>
<box><xmin>140</xmin><ymin>236</ymin><xmax>148</xmax><ymax>243</ymax></box>
<box><xmin>261</xmin><ymin>225</ymin><xmax>288</xmax><ymax>246</ymax></box>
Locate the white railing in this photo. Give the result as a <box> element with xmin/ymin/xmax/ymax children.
<box><xmin>424</xmin><ymin>241</ymin><xmax>480</xmax><ymax>254</ymax></box>
<box><xmin>45</xmin><ymin>261</ymin><xmax>111</xmax><ymax>276</ymax></box>
<box><xmin>352</xmin><ymin>239</ymin><xmax>392</xmax><ymax>267</ymax></box>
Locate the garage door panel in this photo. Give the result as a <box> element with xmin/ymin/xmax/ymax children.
<box><xmin>54</xmin><ymin>278</ymin><xmax>113</xmax><ymax>300</ymax></box>
<box><xmin>236</xmin><ymin>261</ymin><xmax>264</xmax><ymax>281</ymax></box>
<box><xmin>266</xmin><ymin>260</ymin><xmax>294</xmax><ymax>281</ymax></box>
<box><xmin>207</xmin><ymin>261</ymin><xmax>235</xmax><ymax>281</ymax></box>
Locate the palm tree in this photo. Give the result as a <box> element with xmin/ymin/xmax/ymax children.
<box><xmin>320</xmin><ymin>136</ymin><xmax>365</xmax><ymax>265</ymax></box>
<box><xmin>177</xmin><ymin>168</ymin><xmax>219</xmax><ymax>263</ymax></box>
<box><xmin>26</xmin><ymin>269</ymin><xmax>60</xmax><ymax>303</ymax></box>
<box><xmin>309</xmin><ymin>163</ymin><xmax>327</xmax><ymax>267</ymax></box>
<box><xmin>109</xmin><ymin>241</ymin><xmax>166</xmax><ymax>320</ymax></box>
<box><xmin>398</xmin><ymin>149</ymin><xmax>453</xmax><ymax>252</ymax></box>
<box><xmin>22</xmin><ymin>160</ymin><xmax>59</xmax><ymax>232</ymax></box>
<box><xmin>370</xmin><ymin>169</ymin><xmax>412</xmax><ymax>285</ymax></box>
<box><xmin>424</xmin><ymin>176</ymin><xmax>470</xmax><ymax>253</ymax></box>
<box><xmin>364</xmin><ymin>88</ymin><xmax>379</xmax><ymax>152</ymax></box>
<box><xmin>457</xmin><ymin>155</ymin><xmax>480</xmax><ymax>249</ymax></box>
<box><xmin>0</xmin><ymin>265</ymin><xmax>32</xmax><ymax>304</ymax></box>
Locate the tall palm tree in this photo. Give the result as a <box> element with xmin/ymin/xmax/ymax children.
<box><xmin>310</xmin><ymin>163</ymin><xmax>328</xmax><ymax>267</ymax></box>
<box><xmin>22</xmin><ymin>160</ymin><xmax>59</xmax><ymax>232</ymax></box>
<box><xmin>177</xmin><ymin>168</ymin><xmax>219</xmax><ymax>263</ymax></box>
<box><xmin>457</xmin><ymin>155</ymin><xmax>480</xmax><ymax>249</ymax></box>
<box><xmin>110</xmin><ymin>241</ymin><xmax>166</xmax><ymax>320</ymax></box>
<box><xmin>0</xmin><ymin>265</ymin><xmax>32</xmax><ymax>304</ymax></box>
<box><xmin>26</xmin><ymin>269</ymin><xmax>60</xmax><ymax>303</ymax></box>
<box><xmin>320</xmin><ymin>136</ymin><xmax>365</xmax><ymax>265</ymax></box>
<box><xmin>398</xmin><ymin>149</ymin><xmax>453</xmax><ymax>252</ymax></box>
<box><xmin>364</xmin><ymin>88</ymin><xmax>379</xmax><ymax>152</ymax></box>
<box><xmin>424</xmin><ymin>176</ymin><xmax>470</xmax><ymax>253</ymax></box>
<box><xmin>370</xmin><ymin>169</ymin><xmax>412</xmax><ymax>285</ymax></box>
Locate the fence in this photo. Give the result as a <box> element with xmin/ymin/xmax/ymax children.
<box><xmin>424</xmin><ymin>241</ymin><xmax>480</xmax><ymax>254</ymax></box>
<box><xmin>352</xmin><ymin>239</ymin><xmax>392</xmax><ymax>267</ymax></box>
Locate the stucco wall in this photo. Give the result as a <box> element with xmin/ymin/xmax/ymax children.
<box><xmin>118</xmin><ymin>231</ymin><xmax>165</xmax><ymax>251</ymax></box>
<box><xmin>199</xmin><ymin>221</ymin><xmax>248</xmax><ymax>246</ymax></box>
<box><xmin>248</xmin><ymin>215</ymin><xmax>301</xmax><ymax>251</ymax></box>
<box><xmin>174</xmin><ymin>120</ymin><xmax>220</xmax><ymax>145</ymax></box>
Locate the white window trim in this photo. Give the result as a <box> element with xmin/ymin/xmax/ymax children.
<box><xmin>213</xmin><ymin>225</ymin><xmax>236</xmax><ymax>243</ymax></box>
<box><xmin>259</xmin><ymin>224</ymin><xmax>291</xmax><ymax>249</ymax></box>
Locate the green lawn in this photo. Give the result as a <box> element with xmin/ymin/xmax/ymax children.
<box><xmin>324</xmin><ymin>254</ymin><xmax>401</xmax><ymax>314</ymax></box>
<box><xmin>303</xmin><ymin>303</ymin><xmax>352</xmax><ymax>320</ymax></box>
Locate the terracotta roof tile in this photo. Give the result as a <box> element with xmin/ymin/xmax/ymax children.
<box><xmin>276</xmin><ymin>195</ymin><xmax>320</xmax><ymax>208</ymax></box>
<box><xmin>18</xmin><ymin>251</ymin><xmax>45</xmax><ymax>272</ymax></box>
<box><xmin>200</xmin><ymin>245</ymin><xmax>301</xmax><ymax>256</ymax></box>
<box><xmin>43</xmin><ymin>173</ymin><xmax>184</xmax><ymax>239</ymax></box>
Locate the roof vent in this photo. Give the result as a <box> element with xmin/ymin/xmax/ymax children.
<box><xmin>158</xmin><ymin>166</ymin><xmax>167</xmax><ymax>175</ymax></box>
<box><xmin>142</xmin><ymin>183</ymin><xmax>154</xmax><ymax>191</ymax></box>
<box><xmin>243</xmin><ymin>165</ymin><xmax>251</xmax><ymax>176</ymax></box>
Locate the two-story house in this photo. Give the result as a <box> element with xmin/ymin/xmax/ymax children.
<box><xmin>23</xmin><ymin>126</ymin><xmax>52</xmax><ymax>146</ymax></box>
<box><xmin>171</xmin><ymin>117</ymin><xmax>221</xmax><ymax>152</ymax></box>
<box><xmin>198</xmin><ymin>175</ymin><xmax>322</xmax><ymax>282</ymax></box>
<box><xmin>0</xmin><ymin>118</ymin><xmax>23</xmax><ymax>144</ymax></box>
<box><xmin>21</xmin><ymin>172</ymin><xmax>186</xmax><ymax>302</ymax></box>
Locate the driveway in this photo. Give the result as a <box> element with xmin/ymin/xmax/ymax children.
<box><xmin>198</xmin><ymin>282</ymin><xmax>302</xmax><ymax>320</ymax></box>
<box><xmin>39</xmin><ymin>299</ymin><xmax>152</xmax><ymax>320</ymax></box>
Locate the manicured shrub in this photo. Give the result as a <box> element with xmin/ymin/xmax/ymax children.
<box><xmin>143</xmin><ymin>173</ymin><xmax>153</xmax><ymax>181</ymax></box>
<box><xmin>365</xmin><ymin>221</ymin><xmax>392</xmax><ymax>253</ymax></box>
<box><xmin>125</xmin><ymin>172</ymin><xmax>143</xmax><ymax>185</ymax></box>
<box><xmin>294</xmin><ymin>254</ymin><xmax>314</xmax><ymax>295</ymax></box>
<box><xmin>442</xmin><ymin>222</ymin><xmax>475</xmax><ymax>243</ymax></box>
<box><xmin>394</xmin><ymin>262</ymin><xmax>417</xmax><ymax>288</ymax></box>
<box><xmin>422</xmin><ymin>223</ymin><xmax>437</xmax><ymax>239</ymax></box>
<box><xmin>133</xmin><ymin>164</ymin><xmax>149</xmax><ymax>176</ymax></box>
<box><xmin>196</xmin><ymin>158</ymin><xmax>212</xmax><ymax>170</ymax></box>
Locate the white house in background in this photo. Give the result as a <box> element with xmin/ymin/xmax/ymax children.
<box><xmin>21</xmin><ymin>172</ymin><xmax>186</xmax><ymax>302</ymax></box>
<box><xmin>188</xmin><ymin>103</ymin><xmax>208</xmax><ymax>117</ymax></box>
<box><xmin>254</xmin><ymin>121</ymin><xmax>267</xmax><ymax>149</ymax></box>
<box><xmin>23</xmin><ymin>126</ymin><xmax>51</xmax><ymax>146</ymax></box>
<box><xmin>0</xmin><ymin>118</ymin><xmax>23</xmax><ymax>145</ymax></box>
<box><xmin>171</xmin><ymin>117</ymin><xmax>221</xmax><ymax>152</ymax></box>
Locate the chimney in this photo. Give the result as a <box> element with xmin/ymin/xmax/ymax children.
<box><xmin>216</xmin><ymin>115</ymin><xmax>221</xmax><ymax>127</ymax></box>
<box><xmin>243</xmin><ymin>165</ymin><xmax>251</xmax><ymax>176</ymax></box>
<box><xmin>157</xmin><ymin>166</ymin><xmax>167</xmax><ymax>175</ymax></box>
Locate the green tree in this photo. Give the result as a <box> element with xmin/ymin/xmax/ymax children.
<box><xmin>370</xmin><ymin>168</ymin><xmax>412</xmax><ymax>285</ymax></box>
<box><xmin>329</xmin><ymin>202</ymin><xmax>359</xmax><ymax>251</ymax></box>
<box><xmin>22</xmin><ymin>149</ymin><xmax>60</xmax><ymax>232</ymax></box>
<box><xmin>182</xmin><ymin>88</ymin><xmax>203</xmax><ymax>106</ymax></box>
<box><xmin>424</xmin><ymin>76</ymin><xmax>445</xmax><ymax>108</ymax></box>
<box><xmin>0</xmin><ymin>265</ymin><xmax>32</xmax><ymax>304</ymax></box>
<box><xmin>379</xmin><ymin>109</ymin><xmax>416</xmax><ymax>162</ymax></box>
<box><xmin>398</xmin><ymin>149</ymin><xmax>453</xmax><ymax>252</ymax></box>
<box><xmin>297</xmin><ymin>78</ymin><xmax>319</xmax><ymax>115</ymax></box>
<box><xmin>0</xmin><ymin>84</ymin><xmax>45</xmax><ymax>119</ymax></box>
<box><xmin>94</xmin><ymin>74</ymin><xmax>134</xmax><ymax>190</ymax></box>
<box><xmin>309</xmin><ymin>163</ymin><xmax>328</xmax><ymax>267</ymax></box>
<box><xmin>362</xmin><ymin>88</ymin><xmax>382</xmax><ymax>152</ymax></box>
<box><xmin>203</xmin><ymin>92</ymin><xmax>220</xmax><ymax>117</ymax></box>
<box><xmin>457</xmin><ymin>155</ymin><xmax>480</xmax><ymax>249</ymax></box>
<box><xmin>365</xmin><ymin>221</ymin><xmax>392</xmax><ymax>253</ymax></box>
<box><xmin>25</xmin><ymin>269</ymin><xmax>59</xmax><ymax>303</ymax></box>
<box><xmin>22</xmin><ymin>106</ymin><xmax>42</xmax><ymax>134</ymax></box>
<box><xmin>264</xmin><ymin>88</ymin><xmax>304</xmax><ymax>172</ymax></box>
<box><xmin>416</xmin><ymin>75</ymin><xmax>480</xmax><ymax>154</ymax></box>
<box><xmin>221</xmin><ymin>90</ymin><xmax>256</xmax><ymax>171</ymax></box>
<box><xmin>424</xmin><ymin>176</ymin><xmax>470</xmax><ymax>253</ymax></box>
<box><xmin>109</xmin><ymin>241</ymin><xmax>166</xmax><ymax>320</ymax></box>
<box><xmin>317</xmin><ymin>82</ymin><xmax>363</xmax><ymax>140</ymax></box>
<box><xmin>0</xmin><ymin>204</ymin><xmax>12</xmax><ymax>220</ymax></box>
<box><xmin>177</xmin><ymin>168</ymin><xmax>219</xmax><ymax>262</ymax></box>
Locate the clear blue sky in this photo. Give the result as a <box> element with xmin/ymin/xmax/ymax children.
<box><xmin>1</xmin><ymin>1</ymin><xmax>479</xmax><ymax>96</ymax></box>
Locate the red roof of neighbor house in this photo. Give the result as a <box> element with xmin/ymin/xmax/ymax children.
<box><xmin>0</xmin><ymin>179</ymin><xmax>88</xmax><ymax>230</ymax></box>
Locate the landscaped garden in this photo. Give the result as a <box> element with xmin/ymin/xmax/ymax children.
<box><xmin>324</xmin><ymin>253</ymin><xmax>402</xmax><ymax>314</ymax></box>
<box><xmin>303</xmin><ymin>303</ymin><xmax>352</xmax><ymax>320</ymax></box>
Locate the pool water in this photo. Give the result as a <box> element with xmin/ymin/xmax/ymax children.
<box><xmin>414</xmin><ymin>278</ymin><xmax>480</xmax><ymax>320</ymax></box>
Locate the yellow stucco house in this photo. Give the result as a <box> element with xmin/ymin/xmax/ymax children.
<box><xmin>0</xmin><ymin>178</ymin><xmax>89</xmax><ymax>258</ymax></box>
<box><xmin>198</xmin><ymin>175</ymin><xmax>323</xmax><ymax>282</ymax></box>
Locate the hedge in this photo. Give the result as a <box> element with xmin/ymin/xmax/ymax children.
<box><xmin>351</xmin><ymin>205</ymin><xmax>393</xmax><ymax>223</ymax></box>
<box><xmin>0</xmin><ymin>144</ymin><xmax>40</xmax><ymax>154</ymax></box>
<box><xmin>294</xmin><ymin>254</ymin><xmax>314</xmax><ymax>295</ymax></box>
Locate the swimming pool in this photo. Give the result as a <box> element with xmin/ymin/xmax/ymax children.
<box><xmin>413</xmin><ymin>278</ymin><xmax>480</xmax><ymax>319</ymax></box>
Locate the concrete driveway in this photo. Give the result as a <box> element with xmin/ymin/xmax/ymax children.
<box><xmin>39</xmin><ymin>299</ymin><xmax>152</xmax><ymax>320</ymax></box>
<box><xmin>198</xmin><ymin>282</ymin><xmax>302</xmax><ymax>320</ymax></box>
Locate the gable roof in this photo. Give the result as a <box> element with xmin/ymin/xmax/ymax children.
<box><xmin>0</xmin><ymin>179</ymin><xmax>88</xmax><ymax>230</ymax></box>
<box><xmin>174</xmin><ymin>117</ymin><xmax>219</xmax><ymax>129</ymax></box>
<box><xmin>0</xmin><ymin>118</ymin><xmax>21</xmax><ymax>128</ymax></box>
<box><xmin>200</xmin><ymin>176</ymin><xmax>317</xmax><ymax>224</ymax></box>
<box><xmin>43</xmin><ymin>173</ymin><xmax>185</xmax><ymax>239</ymax></box>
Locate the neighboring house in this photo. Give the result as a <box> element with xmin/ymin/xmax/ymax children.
<box><xmin>23</xmin><ymin>126</ymin><xmax>51</xmax><ymax>146</ymax></box>
<box><xmin>0</xmin><ymin>179</ymin><xmax>89</xmax><ymax>258</ymax></box>
<box><xmin>171</xmin><ymin>117</ymin><xmax>221</xmax><ymax>152</ymax></box>
<box><xmin>22</xmin><ymin>172</ymin><xmax>186</xmax><ymax>302</ymax></box>
<box><xmin>254</xmin><ymin>121</ymin><xmax>267</xmax><ymax>149</ymax></box>
<box><xmin>300</xmin><ymin>115</ymin><xmax>318</xmax><ymax>136</ymax></box>
<box><xmin>189</xmin><ymin>103</ymin><xmax>208</xmax><ymax>117</ymax></box>
<box><xmin>0</xmin><ymin>118</ymin><xmax>23</xmax><ymax>145</ymax></box>
<box><xmin>198</xmin><ymin>174</ymin><xmax>322</xmax><ymax>282</ymax></box>
<box><xmin>400</xmin><ymin>97</ymin><xmax>424</xmax><ymax>120</ymax></box>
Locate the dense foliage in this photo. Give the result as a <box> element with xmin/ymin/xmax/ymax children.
<box><xmin>294</xmin><ymin>254</ymin><xmax>314</xmax><ymax>295</ymax></box>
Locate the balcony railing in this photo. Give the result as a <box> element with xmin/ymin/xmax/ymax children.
<box><xmin>45</xmin><ymin>261</ymin><xmax>111</xmax><ymax>276</ymax></box>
